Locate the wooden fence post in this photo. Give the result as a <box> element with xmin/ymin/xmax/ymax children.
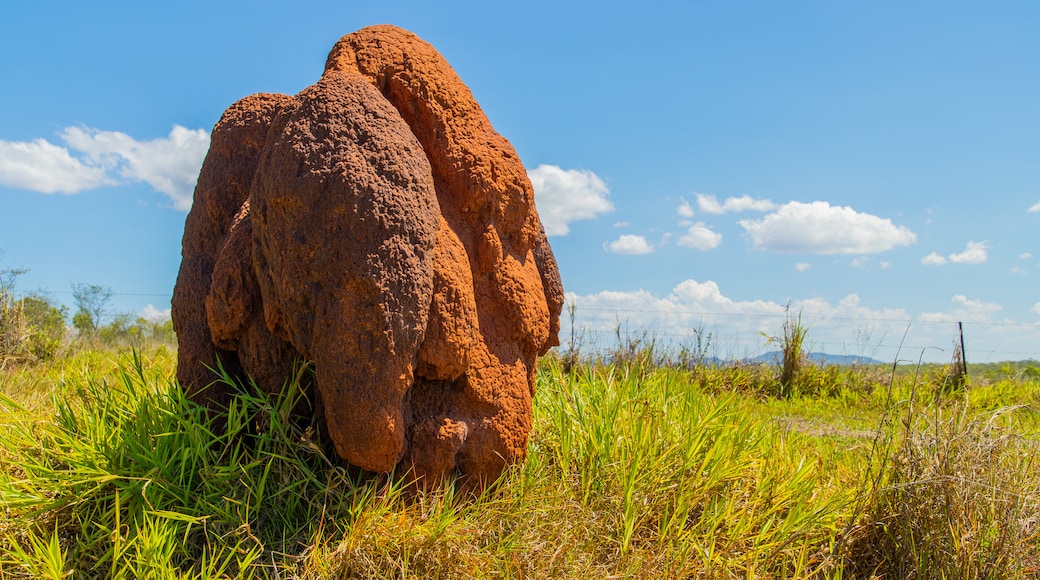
<box><xmin>958</xmin><ymin>321</ymin><xmax>968</xmax><ymax>376</ymax></box>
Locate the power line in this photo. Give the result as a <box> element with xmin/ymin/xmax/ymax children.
<box><xmin>43</xmin><ymin>291</ymin><xmax>172</xmax><ymax>298</ymax></box>
<box><xmin>565</xmin><ymin>310</ymin><xmax>1040</xmax><ymax>360</ymax></box>
<box><xmin>574</xmin><ymin>307</ymin><xmax>1040</xmax><ymax>329</ymax></box>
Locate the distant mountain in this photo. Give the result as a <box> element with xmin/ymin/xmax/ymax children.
<box><xmin>747</xmin><ymin>351</ymin><xmax>885</xmax><ymax>366</ymax></box>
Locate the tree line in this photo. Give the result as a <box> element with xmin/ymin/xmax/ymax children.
<box><xmin>1</xmin><ymin>259</ymin><xmax>174</xmax><ymax>365</ymax></box>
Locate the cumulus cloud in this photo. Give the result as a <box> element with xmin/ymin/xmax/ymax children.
<box><xmin>919</xmin><ymin>295</ymin><xmax>1001</xmax><ymax>323</ymax></box>
<box><xmin>61</xmin><ymin>126</ymin><xmax>209</xmax><ymax>210</ymax></box>
<box><xmin>677</xmin><ymin>222</ymin><xmax>722</xmax><ymax>250</ymax></box>
<box><xmin>0</xmin><ymin>125</ymin><xmax>209</xmax><ymax>209</ymax></box>
<box><xmin>572</xmin><ymin>280</ymin><xmax>785</xmax><ymax>332</ymax></box>
<box><xmin>528</xmin><ymin>164</ymin><xmax>614</xmax><ymax>236</ymax></box>
<box><xmin>1033</xmin><ymin>302</ymin><xmax>1040</xmax><ymax>316</ymax></box>
<box><xmin>738</xmin><ymin>201</ymin><xmax>917</xmax><ymax>254</ymax></box>
<box><xmin>0</xmin><ymin>138</ymin><xmax>115</xmax><ymax>193</ymax></box>
<box><xmin>949</xmin><ymin>240</ymin><xmax>989</xmax><ymax>264</ymax></box>
<box><xmin>607</xmin><ymin>234</ymin><xmax>654</xmax><ymax>255</ymax></box>
<box><xmin>794</xmin><ymin>262</ymin><xmax>811</xmax><ymax>272</ymax></box>
<box><xmin>696</xmin><ymin>193</ymin><xmax>775</xmax><ymax>214</ymax></box>
<box><xmin>564</xmin><ymin>284</ymin><xmax>1028</xmax><ymax>362</ymax></box>
<box><xmin>565</xmin><ymin>281</ymin><xmax>914</xmax><ymax>359</ymax></box>
<box><xmin>1019</xmin><ymin>252</ymin><xmax>1033</xmax><ymax>260</ymax></box>
<box><xmin>696</xmin><ymin>194</ymin><xmax>724</xmax><ymax>214</ymax></box>
<box><xmin>140</xmin><ymin>304</ymin><xmax>172</xmax><ymax>322</ymax></box>
<box><xmin>923</xmin><ymin>241</ymin><xmax>990</xmax><ymax>266</ymax></box>
<box><xmin>677</xmin><ymin>199</ymin><xmax>695</xmax><ymax>218</ymax></box>
<box><xmin>922</xmin><ymin>252</ymin><xmax>947</xmax><ymax>266</ymax></box>
<box><xmin>1029</xmin><ymin>201</ymin><xmax>1040</xmax><ymax>213</ymax></box>
<box><xmin>721</xmin><ymin>194</ymin><xmax>777</xmax><ymax>213</ymax></box>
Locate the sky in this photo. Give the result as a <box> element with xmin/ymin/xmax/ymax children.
<box><xmin>2</xmin><ymin>1</ymin><xmax>1039</xmax><ymax>363</ymax></box>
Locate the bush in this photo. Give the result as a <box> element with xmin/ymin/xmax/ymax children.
<box><xmin>97</xmin><ymin>313</ymin><xmax>175</xmax><ymax>348</ymax></box>
<box><xmin>18</xmin><ymin>295</ymin><xmax>67</xmax><ymax>360</ymax></box>
<box><xmin>1</xmin><ymin>286</ymin><xmax>67</xmax><ymax>365</ymax></box>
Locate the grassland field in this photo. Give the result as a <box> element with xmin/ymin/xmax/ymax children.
<box><xmin>1</xmin><ymin>338</ymin><xmax>1039</xmax><ymax>579</ymax></box>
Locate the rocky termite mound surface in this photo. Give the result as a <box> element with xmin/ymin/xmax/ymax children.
<box><xmin>172</xmin><ymin>25</ymin><xmax>563</xmax><ymax>488</ymax></box>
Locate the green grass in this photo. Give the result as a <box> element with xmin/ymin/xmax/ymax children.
<box><xmin>1</xmin><ymin>347</ymin><xmax>1039</xmax><ymax>578</ymax></box>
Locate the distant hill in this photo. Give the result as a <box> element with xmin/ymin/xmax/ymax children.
<box><xmin>747</xmin><ymin>351</ymin><xmax>885</xmax><ymax>366</ymax></box>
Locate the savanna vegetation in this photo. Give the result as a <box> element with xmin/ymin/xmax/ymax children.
<box><xmin>1</xmin><ymin>296</ymin><xmax>1038</xmax><ymax>578</ymax></box>
<box><xmin>0</xmin><ymin>268</ymin><xmax>175</xmax><ymax>370</ymax></box>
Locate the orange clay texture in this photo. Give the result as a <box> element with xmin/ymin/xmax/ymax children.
<box><xmin>172</xmin><ymin>25</ymin><xmax>563</xmax><ymax>488</ymax></box>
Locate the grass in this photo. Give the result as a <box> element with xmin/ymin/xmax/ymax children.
<box><xmin>1</xmin><ymin>345</ymin><xmax>1039</xmax><ymax>578</ymax></box>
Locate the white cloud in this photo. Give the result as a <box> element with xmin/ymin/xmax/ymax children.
<box><xmin>851</xmin><ymin>257</ymin><xmax>870</xmax><ymax>268</ymax></box>
<box><xmin>62</xmin><ymin>126</ymin><xmax>209</xmax><ymax>210</ymax></box>
<box><xmin>696</xmin><ymin>194</ymin><xmax>724</xmax><ymax>214</ymax></box>
<box><xmin>578</xmin><ymin>282</ymin><xmax>911</xmax><ymax>330</ymax></box>
<box><xmin>607</xmin><ymin>234</ymin><xmax>654</xmax><ymax>255</ymax></box>
<box><xmin>613</xmin><ymin>221</ymin><xmax>630</xmax><ymax>228</ymax></box>
<box><xmin>677</xmin><ymin>199</ymin><xmax>695</xmax><ymax>218</ymax></box>
<box><xmin>948</xmin><ymin>240</ymin><xmax>989</xmax><ymax>264</ymax></box>
<box><xmin>565</xmin><ymin>284</ymin><xmax>1040</xmax><ymax>361</ymax></box>
<box><xmin>696</xmin><ymin>193</ymin><xmax>775</xmax><ymax>215</ymax></box>
<box><xmin>919</xmin><ymin>295</ymin><xmax>1001</xmax><ymax>324</ymax></box>
<box><xmin>1019</xmin><ymin>253</ymin><xmax>1033</xmax><ymax>260</ymax></box>
<box><xmin>721</xmin><ymin>194</ymin><xmax>776</xmax><ymax>213</ymax></box>
<box><xmin>794</xmin><ymin>262</ymin><xmax>811</xmax><ymax>272</ymax></box>
<box><xmin>922</xmin><ymin>252</ymin><xmax>948</xmax><ymax>266</ymax></box>
<box><xmin>528</xmin><ymin>164</ymin><xmax>614</xmax><ymax>236</ymax></box>
<box><xmin>0</xmin><ymin>125</ymin><xmax>209</xmax><ymax>210</ymax></box>
<box><xmin>1011</xmin><ymin>267</ymin><xmax>1027</xmax><ymax>275</ymax></box>
<box><xmin>1029</xmin><ymin>201</ymin><xmax>1040</xmax><ymax>213</ymax></box>
<box><xmin>571</xmin><ymin>280</ymin><xmax>787</xmax><ymax>336</ymax></box>
<box><xmin>0</xmin><ymin>138</ymin><xmax>114</xmax><ymax>193</ymax></box>
<box><xmin>739</xmin><ymin>201</ymin><xmax>917</xmax><ymax>254</ymax></box>
<box><xmin>562</xmin><ymin>283</ymin><xmax>1037</xmax><ymax>363</ymax></box>
<box><xmin>140</xmin><ymin>304</ymin><xmax>172</xmax><ymax>322</ymax></box>
<box><xmin>880</xmin><ymin>261</ymin><xmax>891</xmax><ymax>270</ymax></box>
<box><xmin>922</xmin><ymin>241</ymin><xmax>990</xmax><ymax>266</ymax></box>
<box><xmin>565</xmin><ymin>281</ymin><xmax>913</xmax><ymax>359</ymax></box>
<box><xmin>677</xmin><ymin>222</ymin><xmax>722</xmax><ymax>250</ymax></box>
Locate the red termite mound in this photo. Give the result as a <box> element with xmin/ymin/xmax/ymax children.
<box><xmin>172</xmin><ymin>25</ymin><xmax>563</xmax><ymax>487</ymax></box>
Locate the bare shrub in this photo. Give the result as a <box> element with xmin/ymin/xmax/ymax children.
<box><xmin>844</xmin><ymin>405</ymin><xmax>1040</xmax><ymax>578</ymax></box>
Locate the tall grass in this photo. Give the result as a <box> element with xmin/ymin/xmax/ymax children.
<box><xmin>2</xmin><ymin>348</ymin><xmax>1039</xmax><ymax>578</ymax></box>
<box><xmin>543</xmin><ymin>357</ymin><xmax>852</xmax><ymax>573</ymax></box>
<box><xmin>0</xmin><ymin>282</ymin><xmax>31</xmax><ymax>368</ymax></box>
<box><xmin>843</xmin><ymin>400</ymin><xmax>1040</xmax><ymax>577</ymax></box>
<box><xmin>1</xmin><ymin>350</ymin><xmax>333</xmax><ymax>578</ymax></box>
<box><xmin>761</xmin><ymin>307</ymin><xmax>810</xmax><ymax>398</ymax></box>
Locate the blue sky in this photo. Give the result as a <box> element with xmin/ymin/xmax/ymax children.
<box><xmin>2</xmin><ymin>1</ymin><xmax>1039</xmax><ymax>362</ymax></box>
